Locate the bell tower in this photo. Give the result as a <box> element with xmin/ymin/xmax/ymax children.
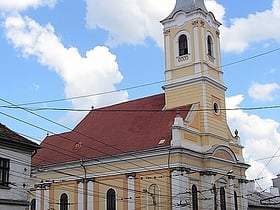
<box><xmin>161</xmin><ymin>3</ymin><xmax>248</xmax><ymax>209</ymax></box>
<box><xmin>161</xmin><ymin>0</ymin><xmax>230</xmax><ymax>141</ymax></box>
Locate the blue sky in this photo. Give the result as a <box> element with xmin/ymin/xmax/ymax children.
<box><xmin>0</xmin><ymin>0</ymin><xmax>280</xmax><ymax>190</ymax></box>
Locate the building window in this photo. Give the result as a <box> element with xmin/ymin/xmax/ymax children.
<box><xmin>0</xmin><ymin>158</ymin><xmax>10</xmax><ymax>187</ymax></box>
<box><xmin>213</xmin><ymin>184</ymin><xmax>217</xmax><ymax>210</ymax></box>
<box><xmin>60</xmin><ymin>193</ymin><xmax>68</xmax><ymax>210</ymax></box>
<box><xmin>220</xmin><ymin>187</ymin><xmax>226</xmax><ymax>210</ymax></box>
<box><xmin>148</xmin><ymin>184</ymin><xmax>160</xmax><ymax>210</ymax></box>
<box><xmin>179</xmin><ymin>34</ymin><xmax>188</xmax><ymax>56</ymax></box>
<box><xmin>213</xmin><ymin>102</ymin><xmax>220</xmax><ymax>115</ymax></box>
<box><xmin>207</xmin><ymin>35</ymin><xmax>213</xmax><ymax>57</ymax></box>
<box><xmin>107</xmin><ymin>188</ymin><xmax>116</xmax><ymax>210</ymax></box>
<box><xmin>234</xmin><ymin>191</ymin><xmax>238</xmax><ymax>210</ymax></box>
<box><xmin>192</xmin><ymin>184</ymin><xmax>198</xmax><ymax>210</ymax></box>
<box><xmin>30</xmin><ymin>199</ymin><xmax>36</xmax><ymax>210</ymax></box>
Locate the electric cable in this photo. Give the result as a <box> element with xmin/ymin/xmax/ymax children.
<box><xmin>1</xmin><ymin>47</ymin><xmax>279</xmax><ymax>108</ymax></box>
<box><xmin>0</xmin><ymin>98</ymin><xmax>203</xmax><ymax>193</ymax></box>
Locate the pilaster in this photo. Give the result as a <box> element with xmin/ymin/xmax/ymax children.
<box><xmin>126</xmin><ymin>173</ymin><xmax>136</xmax><ymax>210</ymax></box>
<box><xmin>228</xmin><ymin>175</ymin><xmax>235</xmax><ymax>210</ymax></box>
<box><xmin>35</xmin><ymin>187</ymin><xmax>41</xmax><ymax>210</ymax></box>
<box><xmin>88</xmin><ymin>180</ymin><xmax>94</xmax><ymax>210</ymax></box>
<box><xmin>200</xmin><ymin>171</ymin><xmax>216</xmax><ymax>210</ymax></box>
<box><xmin>78</xmin><ymin>181</ymin><xmax>84</xmax><ymax>210</ymax></box>
<box><xmin>171</xmin><ymin>168</ymin><xmax>190</xmax><ymax>210</ymax></box>
<box><xmin>44</xmin><ymin>184</ymin><xmax>50</xmax><ymax>210</ymax></box>
<box><xmin>239</xmin><ymin>179</ymin><xmax>248</xmax><ymax>210</ymax></box>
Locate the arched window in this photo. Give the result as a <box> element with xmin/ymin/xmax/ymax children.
<box><xmin>179</xmin><ymin>34</ymin><xmax>188</xmax><ymax>56</ymax></box>
<box><xmin>30</xmin><ymin>199</ymin><xmax>36</xmax><ymax>210</ymax></box>
<box><xmin>60</xmin><ymin>193</ymin><xmax>68</xmax><ymax>210</ymax></box>
<box><xmin>220</xmin><ymin>187</ymin><xmax>226</xmax><ymax>210</ymax></box>
<box><xmin>192</xmin><ymin>184</ymin><xmax>198</xmax><ymax>210</ymax></box>
<box><xmin>207</xmin><ymin>35</ymin><xmax>213</xmax><ymax>56</ymax></box>
<box><xmin>107</xmin><ymin>188</ymin><xmax>116</xmax><ymax>210</ymax></box>
<box><xmin>148</xmin><ymin>184</ymin><xmax>160</xmax><ymax>210</ymax></box>
<box><xmin>234</xmin><ymin>191</ymin><xmax>238</xmax><ymax>210</ymax></box>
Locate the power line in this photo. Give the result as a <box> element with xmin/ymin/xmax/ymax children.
<box><xmin>2</xmin><ymin>95</ymin><xmax>279</xmax><ymax>191</ymax></box>
<box><xmin>221</xmin><ymin>47</ymin><xmax>280</xmax><ymax>68</ymax></box>
<box><xmin>0</xmin><ymin>99</ymin><xmax>195</xmax><ymax>193</ymax></box>
<box><xmin>2</xmin><ymin>47</ymin><xmax>279</xmax><ymax>108</ymax></box>
<box><xmin>255</xmin><ymin>146</ymin><xmax>280</xmax><ymax>181</ymax></box>
<box><xmin>1</xmin><ymin>96</ymin><xmax>279</xmax><ymax>193</ymax></box>
<box><xmin>1</xmin><ymin>102</ymin><xmax>280</xmax><ymax>112</ymax></box>
<box><xmin>0</xmin><ymin>47</ymin><xmax>279</xmax><ymax>197</ymax></box>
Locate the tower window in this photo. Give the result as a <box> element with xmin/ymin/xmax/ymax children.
<box><xmin>207</xmin><ymin>35</ymin><xmax>213</xmax><ymax>57</ymax></box>
<box><xmin>179</xmin><ymin>34</ymin><xmax>188</xmax><ymax>56</ymax></box>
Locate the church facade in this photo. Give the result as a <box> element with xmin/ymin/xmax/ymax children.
<box><xmin>30</xmin><ymin>0</ymin><xmax>250</xmax><ymax>209</ymax></box>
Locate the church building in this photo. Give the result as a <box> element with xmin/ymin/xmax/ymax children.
<box><xmin>30</xmin><ymin>0</ymin><xmax>250</xmax><ymax>209</ymax></box>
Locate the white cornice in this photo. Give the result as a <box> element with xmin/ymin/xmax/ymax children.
<box><xmin>162</xmin><ymin>10</ymin><xmax>220</xmax><ymax>30</ymax></box>
<box><xmin>163</xmin><ymin>75</ymin><xmax>227</xmax><ymax>91</ymax></box>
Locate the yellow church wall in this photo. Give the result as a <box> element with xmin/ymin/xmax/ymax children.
<box><xmin>95</xmin><ymin>175</ymin><xmax>126</xmax><ymax>210</ymax></box>
<box><xmin>208</xmin><ymin>65</ymin><xmax>221</xmax><ymax>81</ymax></box>
<box><xmin>165</xmin><ymin>81</ymin><xmax>230</xmax><ymax>142</ymax></box>
<box><xmin>51</xmin><ymin>181</ymin><xmax>77</xmax><ymax>210</ymax></box>
<box><xmin>204</xmin><ymin>85</ymin><xmax>229</xmax><ymax>138</ymax></box>
<box><xmin>30</xmin><ymin>148</ymin><xmax>246</xmax><ymax>210</ymax></box>
<box><xmin>187</xmin><ymin>108</ymin><xmax>201</xmax><ymax>131</ymax></box>
<box><xmin>183</xmin><ymin>132</ymin><xmax>200</xmax><ymax>143</ymax></box>
<box><xmin>179</xmin><ymin>153</ymin><xmax>203</xmax><ymax>169</ymax></box>
<box><xmin>230</xmin><ymin>146</ymin><xmax>241</xmax><ymax>156</ymax></box>
<box><xmin>137</xmin><ymin>169</ymin><xmax>171</xmax><ymax>210</ymax></box>
<box><xmin>171</xmin><ymin>64</ymin><xmax>195</xmax><ymax>78</ymax></box>
<box><xmin>32</xmin><ymin>155</ymin><xmax>172</xmax><ymax>185</ymax></box>
<box><xmin>165</xmin><ymin>83</ymin><xmax>202</xmax><ymax>109</ymax></box>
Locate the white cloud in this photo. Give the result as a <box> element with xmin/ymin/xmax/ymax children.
<box><xmin>86</xmin><ymin>0</ymin><xmax>175</xmax><ymax>47</ymax></box>
<box><xmin>86</xmin><ymin>0</ymin><xmax>280</xmax><ymax>53</ymax></box>
<box><xmin>4</xmin><ymin>15</ymin><xmax>128</xmax><ymax>122</ymax></box>
<box><xmin>248</xmin><ymin>82</ymin><xmax>280</xmax><ymax>101</ymax></box>
<box><xmin>226</xmin><ymin>95</ymin><xmax>280</xmax><ymax>189</ymax></box>
<box><xmin>85</xmin><ymin>0</ymin><xmax>225</xmax><ymax>48</ymax></box>
<box><xmin>0</xmin><ymin>0</ymin><xmax>56</xmax><ymax>11</ymax></box>
<box><xmin>221</xmin><ymin>0</ymin><xmax>280</xmax><ymax>52</ymax></box>
<box><xmin>204</xmin><ymin>0</ymin><xmax>225</xmax><ymax>23</ymax></box>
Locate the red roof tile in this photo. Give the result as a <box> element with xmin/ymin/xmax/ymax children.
<box><xmin>32</xmin><ymin>94</ymin><xmax>191</xmax><ymax>167</ymax></box>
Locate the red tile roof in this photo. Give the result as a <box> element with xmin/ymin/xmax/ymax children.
<box><xmin>32</xmin><ymin>94</ymin><xmax>191</xmax><ymax>167</ymax></box>
<box><xmin>0</xmin><ymin>123</ymin><xmax>39</xmax><ymax>149</ymax></box>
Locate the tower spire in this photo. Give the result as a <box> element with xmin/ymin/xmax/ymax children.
<box><xmin>165</xmin><ymin>0</ymin><xmax>207</xmax><ymax>20</ymax></box>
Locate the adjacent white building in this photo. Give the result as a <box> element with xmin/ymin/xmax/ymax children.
<box><xmin>0</xmin><ymin>123</ymin><xmax>39</xmax><ymax>210</ymax></box>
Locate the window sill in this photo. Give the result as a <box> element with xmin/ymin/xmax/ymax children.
<box><xmin>0</xmin><ymin>185</ymin><xmax>11</xmax><ymax>190</ymax></box>
<box><xmin>207</xmin><ymin>54</ymin><xmax>215</xmax><ymax>63</ymax></box>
